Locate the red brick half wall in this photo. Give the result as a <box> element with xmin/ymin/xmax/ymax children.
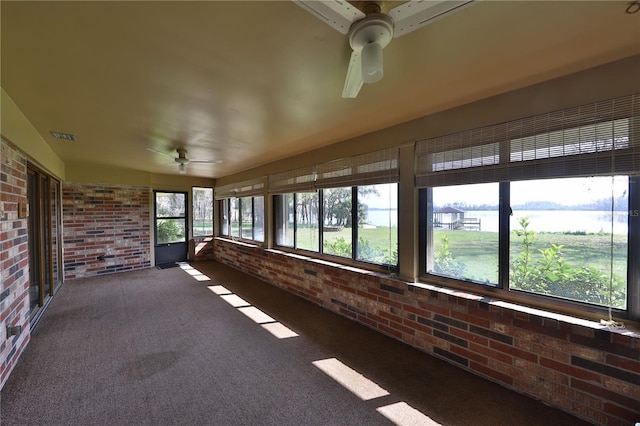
<box><xmin>214</xmin><ymin>238</ymin><xmax>640</xmax><ymax>426</ymax></box>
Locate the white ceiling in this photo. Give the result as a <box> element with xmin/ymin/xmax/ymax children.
<box><xmin>2</xmin><ymin>1</ymin><xmax>639</xmax><ymax>178</ymax></box>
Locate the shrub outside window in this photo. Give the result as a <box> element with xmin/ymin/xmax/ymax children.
<box><xmin>509</xmin><ymin>177</ymin><xmax>628</xmax><ymax>308</ymax></box>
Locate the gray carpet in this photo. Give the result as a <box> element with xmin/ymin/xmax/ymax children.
<box><xmin>1</xmin><ymin>261</ymin><xmax>590</xmax><ymax>426</ymax></box>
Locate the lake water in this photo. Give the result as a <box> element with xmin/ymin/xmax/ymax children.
<box><xmin>366</xmin><ymin>209</ymin><xmax>398</xmax><ymax>227</ymax></box>
<box><xmin>470</xmin><ymin>210</ymin><xmax>628</xmax><ymax>234</ymax></box>
<box><xmin>366</xmin><ymin>209</ymin><xmax>629</xmax><ymax>234</ymax></box>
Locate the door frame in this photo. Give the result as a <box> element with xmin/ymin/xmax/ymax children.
<box><xmin>153</xmin><ymin>190</ymin><xmax>189</xmax><ymax>265</ymax></box>
<box><xmin>27</xmin><ymin>165</ymin><xmax>62</xmax><ymax>324</ymax></box>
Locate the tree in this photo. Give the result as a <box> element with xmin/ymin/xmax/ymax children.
<box><xmin>323</xmin><ymin>188</ymin><xmax>351</xmax><ymax>226</ymax></box>
<box><xmin>321</xmin><ymin>187</ymin><xmax>380</xmax><ymax>227</ymax></box>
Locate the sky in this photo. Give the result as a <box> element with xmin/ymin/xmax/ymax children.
<box><xmin>433</xmin><ymin>176</ymin><xmax>628</xmax><ymax>207</ymax></box>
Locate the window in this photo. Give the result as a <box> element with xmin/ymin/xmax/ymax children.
<box><xmin>220</xmin><ymin>199</ymin><xmax>229</xmax><ymax>236</ymax></box>
<box><xmin>357</xmin><ymin>184</ymin><xmax>398</xmax><ymax>265</ymax></box>
<box><xmin>269</xmin><ymin>148</ymin><xmax>399</xmax><ymax>269</ymax></box>
<box><xmin>275</xmin><ymin>193</ymin><xmax>294</xmax><ymax>247</ymax></box>
<box><xmin>155</xmin><ymin>192</ymin><xmax>186</xmax><ymax>244</ymax></box>
<box><xmin>193</xmin><ymin>187</ymin><xmax>214</xmax><ymax>236</ymax></box>
<box><xmin>275</xmin><ymin>192</ymin><xmax>320</xmax><ymax>251</ymax></box>
<box><xmin>418</xmin><ymin>94</ymin><xmax>640</xmax><ymax>317</ymax></box>
<box><xmin>241</xmin><ymin>196</ymin><xmax>253</xmax><ymax>239</ymax></box>
<box><xmin>322</xmin><ymin>187</ymin><xmax>353</xmax><ymax>258</ymax></box>
<box><xmin>296</xmin><ymin>192</ymin><xmax>319</xmax><ymax>252</ymax></box>
<box><xmin>230</xmin><ymin>198</ymin><xmax>240</xmax><ymax>238</ymax></box>
<box><xmin>218</xmin><ymin>196</ymin><xmax>264</xmax><ymax>243</ymax></box>
<box><xmin>509</xmin><ymin>176</ymin><xmax>628</xmax><ymax>308</ymax></box>
<box><xmin>274</xmin><ymin>184</ymin><xmax>398</xmax><ymax>268</ymax></box>
<box><xmin>427</xmin><ymin>183</ymin><xmax>499</xmax><ymax>285</ymax></box>
<box><xmin>216</xmin><ymin>178</ymin><xmax>265</xmax><ymax>242</ymax></box>
<box><xmin>254</xmin><ymin>196</ymin><xmax>264</xmax><ymax>242</ymax></box>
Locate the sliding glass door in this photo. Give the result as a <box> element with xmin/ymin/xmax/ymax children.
<box><xmin>27</xmin><ymin>166</ymin><xmax>62</xmax><ymax>320</ymax></box>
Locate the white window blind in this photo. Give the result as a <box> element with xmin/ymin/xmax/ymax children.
<box><xmin>215</xmin><ymin>177</ymin><xmax>265</xmax><ymax>200</ymax></box>
<box><xmin>416</xmin><ymin>94</ymin><xmax>640</xmax><ymax>187</ymax></box>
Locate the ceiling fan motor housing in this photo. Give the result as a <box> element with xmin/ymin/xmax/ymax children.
<box><xmin>349</xmin><ymin>14</ymin><xmax>393</xmax><ymax>84</ymax></box>
<box><xmin>349</xmin><ymin>13</ymin><xmax>393</xmax><ymax>51</ymax></box>
<box><xmin>175</xmin><ymin>148</ymin><xmax>190</xmax><ymax>164</ymax></box>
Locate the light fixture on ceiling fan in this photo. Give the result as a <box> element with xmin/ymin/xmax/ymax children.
<box><xmin>294</xmin><ymin>0</ymin><xmax>476</xmax><ymax>98</ymax></box>
<box><xmin>147</xmin><ymin>147</ymin><xmax>221</xmax><ymax>174</ymax></box>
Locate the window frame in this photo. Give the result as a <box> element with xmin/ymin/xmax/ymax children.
<box><xmin>273</xmin><ymin>184</ymin><xmax>399</xmax><ymax>272</ymax></box>
<box><xmin>419</xmin><ymin>178</ymin><xmax>638</xmax><ymax>319</ymax></box>
<box><xmin>192</xmin><ymin>186</ymin><xmax>214</xmax><ymax>237</ymax></box>
<box><xmin>218</xmin><ymin>195</ymin><xmax>264</xmax><ymax>244</ymax></box>
<box><xmin>416</xmin><ymin>94</ymin><xmax>640</xmax><ymax>321</ymax></box>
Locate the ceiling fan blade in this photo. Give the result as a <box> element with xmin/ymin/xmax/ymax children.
<box><xmin>146</xmin><ymin>147</ymin><xmax>174</xmax><ymax>158</ymax></box>
<box><xmin>390</xmin><ymin>0</ymin><xmax>475</xmax><ymax>38</ymax></box>
<box><xmin>342</xmin><ymin>50</ymin><xmax>364</xmax><ymax>99</ymax></box>
<box><xmin>293</xmin><ymin>0</ymin><xmax>365</xmax><ymax>34</ymax></box>
<box><xmin>189</xmin><ymin>159</ymin><xmax>223</xmax><ymax>164</ymax></box>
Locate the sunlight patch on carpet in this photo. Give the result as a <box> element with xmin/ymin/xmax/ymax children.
<box><xmin>377</xmin><ymin>402</ymin><xmax>441</xmax><ymax>426</ymax></box>
<box><xmin>261</xmin><ymin>322</ymin><xmax>299</xmax><ymax>339</ymax></box>
<box><xmin>178</xmin><ymin>263</ymin><xmax>211</xmax><ymax>281</ymax></box>
<box><xmin>207</xmin><ymin>284</ymin><xmax>299</xmax><ymax>340</ymax></box>
<box><xmin>208</xmin><ymin>285</ymin><xmax>232</xmax><ymax>295</ymax></box>
<box><xmin>237</xmin><ymin>306</ymin><xmax>275</xmax><ymax>324</ymax></box>
<box><xmin>220</xmin><ymin>294</ymin><xmax>251</xmax><ymax>307</ymax></box>
<box><xmin>312</xmin><ymin>358</ymin><xmax>389</xmax><ymax>401</ymax></box>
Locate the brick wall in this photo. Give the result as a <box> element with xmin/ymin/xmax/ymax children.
<box><xmin>0</xmin><ymin>139</ymin><xmax>30</xmax><ymax>389</ymax></box>
<box><xmin>214</xmin><ymin>238</ymin><xmax>640</xmax><ymax>426</ymax></box>
<box><xmin>62</xmin><ymin>183</ymin><xmax>151</xmax><ymax>279</ymax></box>
<box><xmin>191</xmin><ymin>237</ymin><xmax>214</xmax><ymax>262</ymax></box>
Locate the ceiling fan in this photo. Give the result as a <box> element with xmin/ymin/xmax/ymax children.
<box><xmin>147</xmin><ymin>147</ymin><xmax>222</xmax><ymax>174</ymax></box>
<box><xmin>293</xmin><ymin>0</ymin><xmax>475</xmax><ymax>98</ymax></box>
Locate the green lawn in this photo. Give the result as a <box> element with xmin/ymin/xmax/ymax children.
<box><xmin>295</xmin><ymin>225</ymin><xmax>398</xmax><ymax>263</ymax></box>
<box><xmin>193</xmin><ymin>222</ymin><xmax>213</xmax><ymax>236</ymax></box>
<box><xmin>435</xmin><ymin>229</ymin><xmax>627</xmax><ymax>284</ymax></box>
<box><xmin>226</xmin><ymin>222</ymin><xmax>626</xmax><ymax>286</ymax></box>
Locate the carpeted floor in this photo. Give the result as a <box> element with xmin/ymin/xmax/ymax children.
<box><xmin>1</xmin><ymin>261</ymin><xmax>591</xmax><ymax>426</ymax></box>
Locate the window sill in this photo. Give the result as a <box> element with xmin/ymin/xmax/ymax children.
<box><xmin>267</xmin><ymin>246</ymin><xmax>398</xmax><ymax>276</ymax></box>
<box><xmin>215</xmin><ymin>236</ymin><xmax>263</xmax><ymax>248</ymax></box>
<box><xmin>412</xmin><ymin>279</ymin><xmax>640</xmax><ymax>338</ymax></box>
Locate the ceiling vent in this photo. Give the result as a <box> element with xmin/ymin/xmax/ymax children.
<box><xmin>50</xmin><ymin>131</ymin><xmax>76</xmax><ymax>141</ymax></box>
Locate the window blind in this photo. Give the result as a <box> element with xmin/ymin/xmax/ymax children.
<box><xmin>416</xmin><ymin>94</ymin><xmax>640</xmax><ymax>187</ymax></box>
<box><xmin>268</xmin><ymin>165</ymin><xmax>316</xmax><ymax>193</ymax></box>
<box><xmin>215</xmin><ymin>177</ymin><xmax>265</xmax><ymax>200</ymax></box>
<box><xmin>267</xmin><ymin>147</ymin><xmax>399</xmax><ymax>193</ymax></box>
<box><xmin>314</xmin><ymin>147</ymin><xmax>399</xmax><ymax>188</ymax></box>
